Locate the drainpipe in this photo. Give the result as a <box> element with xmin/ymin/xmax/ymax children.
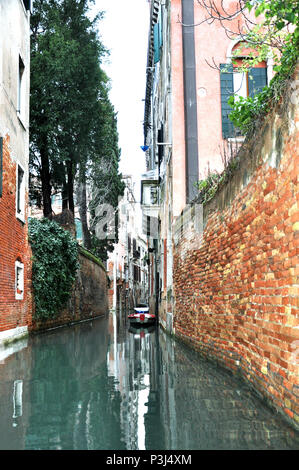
<box><xmin>182</xmin><ymin>0</ymin><xmax>199</xmax><ymax>203</ymax></box>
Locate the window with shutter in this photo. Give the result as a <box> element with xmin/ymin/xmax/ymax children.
<box><xmin>248</xmin><ymin>67</ymin><xmax>268</xmax><ymax>97</ymax></box>
<box><xmin>154</xmin><ymin>23</ymin><xmax>161</xmax><ymax>64</ymax></box>
<box><xmin>220</xmin><ymin>64</ymin><xmax>236</xmax><ymax>139</ymax></box>
<box><xmin>220</xmin><ymin>59</ymin><xmax>268</xmax><ymax>138</ymax></box>
<box><xmin>153</xmin><ymin>8</ymin><xmax>163</xmax><ymax>64</ymax></box>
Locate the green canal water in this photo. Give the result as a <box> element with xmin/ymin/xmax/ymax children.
<box><xmin>0</xmin><ymin>313</ymin><xmax>298</xmax><ymax>450</ymax></box>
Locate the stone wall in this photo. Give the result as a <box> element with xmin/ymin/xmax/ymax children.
<box><xmin>31</xmin><ymin>247</ymin><xmax>109</xmax><ymax>332</ymax></box>
<box><xmin>173</xmin><ymin>68</ymin><xmax>299</xmax><ymax>430</ymax></box>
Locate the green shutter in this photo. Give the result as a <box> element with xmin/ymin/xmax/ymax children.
<box><xmin>154</xmin><ymin>6</ymin><xmax>163</xmax><ymax>65</ymax></box>
<box><xmin>159</xmin><ymin>8</ymin><xmax>163</xmax><ymax>48</ymax></box>
<box><xmin>248</xmin><ymin>67</ymin><xmax>267</xmax><ymax>97</ymax></box>
<box><xmin>0</xmin><ymin>137</ymin><xmax>3</xmax><ymax>198</ymax></box>
<box><xmin>220</xmin><ymin>64</ymin><xmax>235</xmax><ymax>139</ymax></box>
<box><xmin>154</xmin><ymin>23</ymin><xmax>160</xmax><ymax>63</ymax></box>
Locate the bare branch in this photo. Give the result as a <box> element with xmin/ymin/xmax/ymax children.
<box><xmin>180</xmin><ymin>0</ymin><xmax>287</xmax><ymax>54</ymax></box>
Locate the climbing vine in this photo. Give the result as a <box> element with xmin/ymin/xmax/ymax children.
<box><xmin>228</xmin><ymin>39</ymin><xmax>298</xmax><ymax>135</ymax></box>
<box><xmin>28</xmin><ymin>217</ymin><xmax>79</xmax><ymax>321</ymax></box>
<box><xmin>197</xmin><ymin>1</ymin><xmax>299</xmax><ymax>201</ymax></box>
<box><xmin>228</xmin><ymin>0</ymin><xmax>299</xmax><ymax>135</ymax></box>
<box><xmin>196</xmin><ymin>158</ymin><xmax>240</xmax><ymax>205</ymax></box>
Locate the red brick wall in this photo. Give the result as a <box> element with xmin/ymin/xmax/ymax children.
<box><xmin>0</xmin><ymin>135</ymin><xmax>33</xmax><ymax>332</ymax></box>
<box><xmin>173</xmin><ymin>73</ymin><xmax>299</xmax><ymax>430</ymax></box>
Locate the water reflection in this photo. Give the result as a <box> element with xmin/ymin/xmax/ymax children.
<box><xmin>0</xmin><ymin>313</ymin><xmax>298</xmax><ymax>450</ymax></box>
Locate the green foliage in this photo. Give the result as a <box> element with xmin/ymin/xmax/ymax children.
<box><xmin>196</xmin><ymin>159</ymin><xmax>240</xmax><ymax>204</ymax></box>
<box><xmin>30</xmin><ymin>0</ymin><xmax>125</xmax><ymax>261</ymax></box>
<box><xmin>246</xmin><ymin>1</ymin><xmax>299</xmax><ymax>35</ymax></box>
<box><xmin>30</xmin><ymin>0</ymin><xmax>106</xmax><ymax>184</ymax></box>
<box><xmin>28</xmin><ymin>217</ymin><xmax>79</xmax><ymax>321</ymax></box>
<box><xmin>78</xmin><ymin>245</ymin><xmax>105</xmax><ymax>271</ymax></box>
<box><xmin>228</xmin><ymin>0</ymin><xmax>299</xmax><ymax>135</ymax></box>
<box><xmin>229</xmin><ymin>40</ymin><xmax>298</xmax><ymax>134</ymax></box>
<box><xmin>228</xmin><ymin>86</ymin><xmax>271</xmax><ymax>134</ymax></box>
<box><xmin>196</xmin><ymin>173</ymin><xmax>226</xmax><ymax>205</ymax></box>
<box><xmin>90</xmin><ymin>233</ymin><xmax>115</xmax><ymax>264</ymax></box>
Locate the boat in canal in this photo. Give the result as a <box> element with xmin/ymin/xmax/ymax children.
<box><xmin>128</xmin><ymin>303</ymin><xmax>156</xmax><ymax>326</ymax></box>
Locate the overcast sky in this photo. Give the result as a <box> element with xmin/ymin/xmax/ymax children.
<box><xmin>90</xmin><ymin>0</ymin><xmax>150</xmax><ymax>202</ymax></box>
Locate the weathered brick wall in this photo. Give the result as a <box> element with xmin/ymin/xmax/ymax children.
<box><xmin>0</xmin><ymin>135</ymin><xmax>33</xmax><ymax>333</ymax></box>
<box><xmin>173</xmin><ymin>70</ymin><xmax>299</xmax><ymax>430</ymax></box>
<box><xmin>30</xmin><ymin>248</ymin><xmax>109</xmax><ymax>332</ymax></box>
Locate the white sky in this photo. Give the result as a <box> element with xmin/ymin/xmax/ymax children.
<box><xmin>90</xmin><ymin>0</ymin><xmax>150</xmax><ymax>202</ymax></box>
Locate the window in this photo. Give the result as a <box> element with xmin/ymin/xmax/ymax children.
<box><xmin>22</xmin><ymin>0</ymin><xmax>32</xmax><ymax>11</ymax></box>
<box><xmin>153</xmin><ymin>7</ymin><xmax>163</xmax><ymax>64</ymax></box>
<box><xmin>220</xmin><ymin>42</ymin><xmax>268</xmax><ymax>138</ymax></box>
<box><xmin>15</xmin><ymin>261</ymin><xmax>24</xmax><ymax>300</ymax></box>
<box><xmin>16</xmin><ymin>164</ymin><xmax>25</xmax><ymax>222</ymax></box>
<box><xmin>17</xmin><ymin>55</ymin><xmax>25</xmax><ymax>119</ymax></box>
<box><xmin>233</xmin><ymin>59</ymin><xmax>267</xmax><ymax>100</ymax></box>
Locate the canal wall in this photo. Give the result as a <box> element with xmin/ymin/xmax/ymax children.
<box><xmin>31</xmin><ymin>245</ymin><xmax>109</xmax><ymax>333</ymax></box>
<box><xmin>172</xmin><ymin>66</ymin><xmax>299</xmax><ymax>430</ymax></box>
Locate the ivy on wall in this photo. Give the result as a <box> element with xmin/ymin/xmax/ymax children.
<box><xmin>28</xmin><ymin>217</ymin><xmax>79</xmax><ymax>321</ymax></box>
<box><xmin>228</xmin><ymin>0</ymin><xmax>299</xmax><ymax>135</ymax></box>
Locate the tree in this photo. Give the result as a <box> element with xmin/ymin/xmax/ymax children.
<box><xmin>30</xmin><ymin>0</ymin><xmax>106</xmax><ymax>216</ymax></box>
<box><xmin>81</xmin><ymin>91</ymin><xmax>125</xmax><ymax>259</ymax></box>
<box><xmin>30</xmin><ymin>0</ymin><xmax>125</xmax><ymax>260</ymax></box>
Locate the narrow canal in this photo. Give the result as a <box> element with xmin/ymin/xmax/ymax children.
<box><xmin>0</xmin><ymin>313</ymin><xmax>298</xmax><ymax>450</ymax></box>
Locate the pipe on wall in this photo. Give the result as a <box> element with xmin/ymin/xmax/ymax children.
<box><xmin>181</xmin><ymin>0</ymin><xmax>199</xmax><ymax>203</ymax></box>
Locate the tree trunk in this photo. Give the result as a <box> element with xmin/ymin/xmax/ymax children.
<box><xmin>77</xmin><ymin>163</ymin><xmax>92</xmax><ymax>250</ymax></box>
<box><xmin>62</xmin><ymin>171</ymin><xmax>68</xmax><ymax>211</ymax></box>
<box><xmin>67</xmin><ymin>160</ymin><xmax>75</xmax><ymax>215</ymax></box>
<box><xmin>40</xmin><ymin>144</ymin><xmax>52</xmax><ymax>219</ymax></box>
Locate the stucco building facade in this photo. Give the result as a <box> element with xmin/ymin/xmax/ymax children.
<box><xmin>142</xmin><ymin>0</ymin><xmax>271</xmax><ymax>328</ymax></box>
<box><xmin>0</xmin><ymin>0</ymin><xmax>32</xmax><ymax>345</ymax></box>
<box><xmin>142</xmin><ymin>0</ymin><xmax>299</xmax><ymax>430</ymax></box>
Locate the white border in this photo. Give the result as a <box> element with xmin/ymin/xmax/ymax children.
<box><xmin>16</xmin><ymin>162</ymin><xmax>25</xmax><ymax>223</ymax></box>
<box><xmin>15</xmin><ymin>260</ymin><xmax>24</xmax><ymax>300</ymax></box>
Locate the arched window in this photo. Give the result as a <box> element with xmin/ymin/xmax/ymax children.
<box><xmin>231</xmin><ymin>42</ymin><xmax>267</xmax><ymax>99</ymax></box>
<box><xmin>220</xmin><ymin>41</ymin><xmax>269</xmax><ymax>139</ymax></box>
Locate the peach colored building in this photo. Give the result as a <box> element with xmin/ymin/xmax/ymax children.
<box><xmin>142</xmin><ymin>0</ymin><xmax>270</xmax><ymax>329</ymax></box>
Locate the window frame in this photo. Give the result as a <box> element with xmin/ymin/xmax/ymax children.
<box><xmin>16</xmin><ymin>163</ymin><xmax>26</xmax><ymax>223</ymax></box>
<box><xmin>15</xmin><ymin>261</ymin><xmax>24</xmax><ymax>300</ymax></box>
<box><xmin>220</xmin><ymin>39</ymin><xmax>271</xmax><ymax>139</ymax></box>
<box><xmin>17</xmin><ymin>54</ymin><xmax>26</xmax><ymax>126</ymax></box>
